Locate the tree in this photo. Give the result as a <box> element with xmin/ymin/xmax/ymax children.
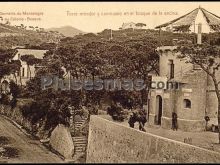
<box><xmin>178</xmin><ymin>43</ymin><xmax>220</xmax><ymax>143</ymax></box>
<box><xmin>20</xmin><ymin>24</ymin><xmax>24</xmax><ymax>29</ymax></box>
<box><xmin>0</xmin><ymin>49</ymin><xmax>17</xmax><ymax>90</ymax></box>
<box><xmin>80</xmin><ymin>42</ymin><xmax>107</xmax><ymax>79</ymax></box>
<box><xmin>8</xmin><ymin>60</ymin><xmax>21</xmax><ymax>84</ymax></box>
<box><xmin>54</xmin><ymin>38</ymin><xmax>108</xmax><ymax>106</ymax></box>
<box><xmin>173</xmin><ymin>25</ymin><xmax>191</xmax><ymax>33</ymax></box>
<box><xmin>9</xmin><ymin>80</ymin><xmax>20</xmax><ymax>109</ymax></box>
<box><xmin>55</xmin><ymin>44</ymin><xmax>83</xmax><ymax>79</ymax></box>
<box><xmin>135</xmin><ymin>23</ymin><xmax>147</xmax><ymax>29</ymax></box>
<box><xmin>110</xmin><ymin>38</ymin><xmax>159</xmax><ymax>107</ymax></box>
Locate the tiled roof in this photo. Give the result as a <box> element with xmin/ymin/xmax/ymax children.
<box><xmin>155</xmin><ymin>7</ymin><xmax>220</xmax><ymax>31</ymax></box>
<box><xmin>14</xmin><ymin>49</ymin><xmax>48</xmax><ymax>60</ymax></box>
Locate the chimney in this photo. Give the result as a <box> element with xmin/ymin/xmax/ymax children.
<box><xmin>197</xmin><ymin>23</ymin><xmax>202</xmax><ymax>44</ymax></box>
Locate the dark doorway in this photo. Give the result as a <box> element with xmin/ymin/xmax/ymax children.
<box><xmin>156</xmin><ymin>95</ymin><xmax>163</xmax><ymax>125</ymax></box>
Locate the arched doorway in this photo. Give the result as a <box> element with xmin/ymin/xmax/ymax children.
<box><xmin>156</xmin><ymin>95</ymin><xmax>163</xmax><ymax>125</ymax></box>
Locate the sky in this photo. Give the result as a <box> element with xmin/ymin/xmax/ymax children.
<box><xmin>1</xmin><ymin>2</ymin><xmax>220</xmax><ymax>33</ymax></box>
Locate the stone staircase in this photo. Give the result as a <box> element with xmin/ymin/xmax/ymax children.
<box><xmin>69</xmin><ymin>107</ymin><xmax>89</xmax><ymax>163</ymax></box>
<box><xmin>70</xmin><ymin>108</ymin><xmax>87</xmax><ymax>132</ymax></box>
<box><xmin>70</xmin><ymin>118</ymin><xmax>87</xmax><ymax>133</ymax></box>
<box><xmin>72</xmin><ymin>136</ymin><xmax>87</xmax><ymax>156</ymax></box>
<box><xmin>70</xmin><ymin>136</ymin><xmax>88</xmax><ymax>163</ymax></box>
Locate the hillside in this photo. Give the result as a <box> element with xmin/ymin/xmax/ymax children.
<box><xmin>0</xmin><ymin>23</ymin><xmax>63</xmax><ymax>49</ymax></box>
<box><xmin>46</xmin><ymin>26</ymin><xmax>85</xmax><ymax>37</ymax></box>
<box><xmin>63</xmin><ymin>28</ymin><xmax>220</xmax><ymax>47</ymax></box>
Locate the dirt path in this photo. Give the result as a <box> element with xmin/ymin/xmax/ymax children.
<box><xmin>0</xmin><ymin>115</ymin><xmax>64</xmax><ymax>163</ymax></box>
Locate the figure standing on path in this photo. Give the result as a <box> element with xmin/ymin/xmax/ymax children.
<box><xmin>128</xmin><ymin>108</ymin><xmax>147</xmax><ymax>132</ymax></box>
<box><xmin>172</xmin><ymin>112</ymin><xmax>178</xmax><ymax>131</ymax></box>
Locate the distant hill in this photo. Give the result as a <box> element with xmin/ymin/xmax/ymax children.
<box><xmin>0</xmin><ymin>22</ymin><xmax>62</xmax><ymax>49</ymax></box>
<box><xmin>46</xmin><ymin>26</ymin><xmax>85</xmax><ymax>37</ymax></box>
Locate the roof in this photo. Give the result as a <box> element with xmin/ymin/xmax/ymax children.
<box><xmin>155</xmin><ymin>8</ymin><xmax>199</xmax><ymax>29</ymax></box>
<box><xmin>155</xmin><ymin>7</ymin><xmax>220</xmax><ymax>32</ymax></box>
<box><xmin>13</xmin><ymin>49</ymin><xmax>48</xmax><ymax>60</ymax></box>
<box><xmin>123</xmin><ymin>22</ymin><xmax>136</xmax><ymax>25</ymax></box>
<box><xmin>122</xmin><ymin>22</ymin><xmax>136</xmax><ymax>27</ymax></box>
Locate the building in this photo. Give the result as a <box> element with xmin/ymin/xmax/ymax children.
<box><xmin>149</xmin><ymin>7</ymin><xmax>220</xmax><ymax>132</ymax></box>
<box><xmin>120</xmin><ymin>22</ymin><xmax>147</xmax><ymax>30</ymax></box>
<box><xmin>1</xmin><ymin>48</ymin><xmax>47</xmax><ymax>93</ymax></box>
<box><xmin>120</xmin><ymin>22</ymin><xmax>136</xmax><ymax>30</ymax></box>
<box><xmin>2</xmin><ymin>48</ymin><xmax>48</xmax><ymax>87</ymax></box>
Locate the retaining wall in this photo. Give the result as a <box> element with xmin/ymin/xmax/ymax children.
<box><xmin>86</xmin><ymin>115</ymin><xmax>220</xmax><ymax>163</ymax></box>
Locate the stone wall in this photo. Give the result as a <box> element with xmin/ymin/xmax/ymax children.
<box><xmin>87</xmin><ymin>115</ymin><xmax>220</xmax><ymax>163</ymax></box>
<box><xmin>50</xmin><ymin>124</ymin><xmax>74</xmax><ymax>159</ymax></box>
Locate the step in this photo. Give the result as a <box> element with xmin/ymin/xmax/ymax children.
<box><xmin>73</xmin><ymin>136</ymin><xmax>87</xmax><ymax>139</ymax></box>
<box><xmin>75</xmin><ymin>149</ymin><xmax>86</xmax><ymax>152</ymax></box>
<box><xmin>75</xmin><ymin>146</ymin><xmax>86</xmax><ymax>149</ymax></box>
<box><xmin>73</xmin><ymin>138</ymin><xmax>87</xmax><ymax>141</ymax></box>
<box><xmin>74</xmin><ymin>151</ymin><xmax>85</xmax><ymax>154</ymax></box>
<box><xmin>72</xmin><ymin>153</ymin><xmax>85</xmax><ymax>158</ymax></box>
<box><xmin>73</xmin><ymin>140</ymin><xmax>87</xmax><ymax>143</ymax></box>
<box><xmin>73</xmin><ymin>139</ymin><xmax>87</xmax><ymax>141</ymax></box>
<box><xmin>75</xmin><ymin>119</ymin><xmax>86</xmax><ymax>122</ymax></box>
<box><xmin>75</xmin><ymin>146</ymin><xmax>86</xmax><ymax>148</ymax></box>
<box><xmin>73</xmin><ymin>139</ymin><xmax>87</xmax><ymax>142</ymax></box>
<box><xmin>75</xmin><ymin>119</ymin><xmax>86</xmax><ymax>121</ymax></box>
<box><xmin>73</xmin><ymin>140</ymin><xmax>87</xmax><ymax>144</ymax></box>
<box><xmin>71</xmin><ymin>126</ymin><xmax>83</xmax><ymax>128</ymax></box>
<box><xmin>74</xmin><ymin>147</ymin><xmax>86</xmax><ymax>151</ymax></box>
<box><xmin>74</xmin><ymin>124</ymin><xmax>84</xmax><ymax>127</ymax></box>
<box><xmin>74</xmin><ymin>139</ymin><xmax>87</xmax><ymax>141</ymax></box>
<box><xmin>73</xmin><ymin>123</ymin><xmax>84</xmax><ymax>125</ymax></box>
<box><xmin>73</xmin><ymin>141</ymin><xmax>87</xmax><ymax>144</ymax></box>
<box><xmin>71</xmin><ymin>127</ymin><xmax>82</xmax><ymax>130</ymax></box>
<box><xmin>74</xmin><ymin>147</ymin><xmax>86</xmax><ymax>150</ymax></box>
<box><xmin>75</xmin><ymin>122</ymin><xmax>85</xmax><ymax>125</ymax></box>
<box><xmin>75</xmin><ymin>147</ymin><xmax>86</xmax><ymax>150</ymax></box>
<box><xmin>74</xmin><ymin>122</ymin><xmax>85</xmax><ymax>124</ymax></box>
<box><xmin>73</xmin><ymin>143</ymin><xmax>87</xmax><ymax>146</ymax></box>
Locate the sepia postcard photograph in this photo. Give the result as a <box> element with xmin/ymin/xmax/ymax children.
<box><xmin>1</xmin><ymin>1</ymin><xmax>220</xmax><ymax>163</ymax></box>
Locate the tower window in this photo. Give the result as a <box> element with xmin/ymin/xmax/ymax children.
<box><xmin>183</xmin><ymin>99</ymin><xmax>191</xmax><ymax>108</ymax></box>
<box><xmin>168</xmin><ymin>59</ymin><xmax>174</xmax><ymax>79</ymax></box>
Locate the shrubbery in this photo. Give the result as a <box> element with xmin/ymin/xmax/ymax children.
<box><xmin>0</xmin><ymin>93</ymin><xmax>10</xmax><ymax>105</ymax></box>
<box><xmin>19</xmin><ymin>89</ymin><xmax>72</xmax><ymax>134</ymax></box>
<box><xmin>107</xmin><ymin>103</ymin><xmax>127</xmax><ymax>122</ymax></box>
